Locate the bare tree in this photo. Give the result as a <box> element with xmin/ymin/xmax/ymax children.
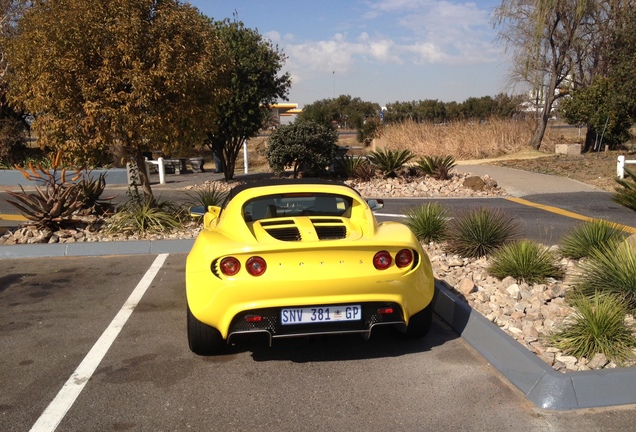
<box><xmin>493</xmin><ymin>0</ymin><xmax>598</xmax><ymax>150</ymax></box>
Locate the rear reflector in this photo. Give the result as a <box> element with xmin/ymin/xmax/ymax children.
<box><xmin>245</xmin><ymin>315</ymin><xmax>263</xmax><ymax>323</ymax></box>
<box><xmin>378</xmin><ymin>307</ymin><xmax>394</xmax><ymax>315</ymax></box>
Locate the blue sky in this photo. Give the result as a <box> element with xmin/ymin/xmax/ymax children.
<box><xmin>188</xmin><ymin>1</ymin><xmax>512</xmax><ymax>108</ymax></box>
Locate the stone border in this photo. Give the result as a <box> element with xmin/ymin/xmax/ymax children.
<box><xmin>434</xmin><ymin>281</ymin><xmax>636</xmax><ymax>410</ymax></box>
<box><xmin>1</xmin><ymin>238</ymin><xmax>635</xmax><ymax>410</ymax></box>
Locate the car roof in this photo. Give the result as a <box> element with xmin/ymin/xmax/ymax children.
<box><xmin>224</xmin><ymin>178</ymin><xmax>359</xmax><ymax>203</ymax></box>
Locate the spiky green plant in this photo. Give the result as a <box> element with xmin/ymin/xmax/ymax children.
<box><xmin>335</xmin><ymin>155</ymin><xmax>375</xmax><ymax>180</ymax></box>
<box><xmin>75</xmin><ymin>171</ymin><xmax>115</xmax><ymax>215</ymax></box>
<box><xmin>549</xmin><ymin>292</ymin><xmax>636</xmax><ymax>365</ymax></box>
<box><xmin>416</xmin><ymin>155</ymin><xmax>456</xmax><ymax>180</ymax></box>
<box><xmin>445</xmin><ymin>207</ymin><xmax>518</xmax><ymax>258</ymax></box>
<box><xmin>613</xmin><ymin>167</ymin><xmax>636</xmax><ymax>212</ymax></box>
<box><xmin>186</xmin><ymin>183</ymin><xmax>228</xmax><ymax>208</ymax></box>
<box><xmin>574</xmin><ymin>240</ymin><xmax>636</xmax><ymax>308</ymax></box>
<box><xmin>559</xmin><ymin>219</ymin><xmax>626</xmax><ymax>259</ymax></box>
<box><xmin>106</xmin><ymin>197</ymin><xmax>182</xmax><ymax>235</ymax></box>
<box><xmin>366</xmin><ymin>148</ymin><xmax>414</xmax><ymax>177</ymax></box>
<box><xmin>488</xmin><ymin>240</ymin><xmax>564</xmax><ymax>284</ymax></box>
<box><xmin>405</xmin><ymin>203</ymin><xmax>449</xmax><ymax>243</ymax></box>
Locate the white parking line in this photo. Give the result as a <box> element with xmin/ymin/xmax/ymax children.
<box><xmin>29</xmin><ymin>253</ymin><xmax>169</xmax><ymax>432</ymax></box>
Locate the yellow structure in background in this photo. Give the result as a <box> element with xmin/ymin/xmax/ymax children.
<box><xmin>270</xmin><ymin>103</ymin><xmax>302</xmax><ymax>122</ymax></box>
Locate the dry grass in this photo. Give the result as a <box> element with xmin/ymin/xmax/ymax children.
<box><xmin>240</xmin><ymin>120</ymin><xmax>635</xmax><ymax>192</ymax></box>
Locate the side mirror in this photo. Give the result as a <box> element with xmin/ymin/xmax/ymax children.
<box><xmin>366</xmin><ymin>199</ymin><xmax>384</xmax><ymax>210</ymax></box>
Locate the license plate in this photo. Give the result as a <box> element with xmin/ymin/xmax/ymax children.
<box><xmin>280</xmin><ymin>305</ymin><xmax>361</xmax><ymax>325</ymax></box>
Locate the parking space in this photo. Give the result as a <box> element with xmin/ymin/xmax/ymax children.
<box><xmin>2</xmin><ymin>254</ymin><xmax>636</xmax><ymax>431</ymax></box>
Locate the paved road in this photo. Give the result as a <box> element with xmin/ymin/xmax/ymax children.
<box><xmin>3</xmin><ymin>254</ymin><xmax>636</xmax><ymax>431</ymax></box>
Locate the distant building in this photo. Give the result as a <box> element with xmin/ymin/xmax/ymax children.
<box><xmin>270</xmin><ymin>103</ymin><xmax>302</xmax><ymax>126</ymax></box>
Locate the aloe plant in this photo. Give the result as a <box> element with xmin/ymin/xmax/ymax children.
<box><xmin>366</xmin><ymin>148</ymin><xmax>414</xmax><ymax>177</ymax></box>
<box><xmin>5</xmin><ymin>151</ymin><xmax>84</xmax><ymax>229</ymax></box>
<box><xmin>416</xmin><ymin>155</ymin><xmax>456</xmax><ymax>180</ymax></box>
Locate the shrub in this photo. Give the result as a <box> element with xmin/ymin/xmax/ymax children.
<box><xmin>266</xmin><ymin>121</ymin><xmax>339</xmax><ymax>178</ymax></box>
<box><xmin>366</xmin><ymin>148</ymin><xmax>414</xmax><ymax>177</ymax></box>
<box><xmin>613</xmin><ymin>167</ymin><xmax>636</xmax><ymax>212</ymax></box>
<box><xmin>574</xmin><ymin>240</ymin><xmax>636</xmax><ymax>309</ymax></box>
<box><xmin>559</xmin><ymin>219</ymin><xmax>626</xmax><ymax>259</ymax></box>
<box><xmin>488</xmin><ymin>240</ymin><xmax>564</xmax><ymax>284</ymax></box>
<box><xmin>445</xmin><ymin>207</ymin><xmax>518</xmax><ymax>258</ymax></box>
<box><xmin>549</xmin><ymin>292</ymin><xmax>636</xmax><ymax>365</ymax></box>
<box><xmin>416</xmin><ymin>155</ymin><xmax>456</xmax><ymax>180</ymax></box>
<box><xmin>405</xmin><ymin>203</ymin><xmax>448</xmax><ymax>243</ymax></box>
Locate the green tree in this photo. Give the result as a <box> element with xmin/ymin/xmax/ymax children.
<box><xmin>560</xmin><ymin>77</ymin><xmax>632</xmax><ymax>149</ymax></box>
<box><xmin>266</xmin><ymin>121</ymin><xmax>338</xmax><ymax>178</ymax></box>
<box><xmin>3</xmin><ymin>0</ymin><xmax>231</xmax><ymax>201</ymax></box>
<box><xmin>206</xmin><ymin>18</ymin><xmax>291</xmax><ymax>181</ymax></box>
<box><xmin>299</xmin><ymin>95</ymin><xmax>380</xmax><ymax>143</ymax></box>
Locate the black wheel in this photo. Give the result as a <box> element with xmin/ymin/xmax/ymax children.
<box><xmin>403</xmin><ymin>303</ymin><xmax>433</xmax><ymax>339</ymax></box>
<box><xmin>187</xmin><ymin>305</ymin><xmax>226</xmax><ymax>355</ymax></box>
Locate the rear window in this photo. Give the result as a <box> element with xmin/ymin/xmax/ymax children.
<box><xmin>243</xmin><ymin>193</ymin><xmax>352</xmax><ymax>222</ymax></box>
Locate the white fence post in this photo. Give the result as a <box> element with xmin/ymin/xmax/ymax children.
<box><xmin>617</xmin><ymin>155</ymin><xmax>636</xmax><ymax>179</ymax></box>
<box><xmin>243</xmin><ymin>140</ymin><xmax>249</xmax><ymax>174</ymax></box>
<box><xmin>156</xmin><ymin>157</ymin><xmax>166</xmax><ymax>184</ymax></box>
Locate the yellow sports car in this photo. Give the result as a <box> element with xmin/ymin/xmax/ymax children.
<box><xmin>186</xmin><ymin>179</ymin><xmax>435</xmax><ymax>355</ymax></box>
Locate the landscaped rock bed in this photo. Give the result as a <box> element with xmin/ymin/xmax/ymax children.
<box><xmin>1</xmin><ymin>171</ymin><xmax>633</xmax><ymax>371</ymax></box>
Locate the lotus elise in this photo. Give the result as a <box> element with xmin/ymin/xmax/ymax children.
<box><xmin>186</xmin><ymin>179</ymin><xmax>435</xmax><ymax>355</ymax></box>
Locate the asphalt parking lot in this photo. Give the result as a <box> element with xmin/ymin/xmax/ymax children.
<box><xmin>3</xmin><ymin>253</ymin><xmax>636</xmax><ymax>431</ymax></box>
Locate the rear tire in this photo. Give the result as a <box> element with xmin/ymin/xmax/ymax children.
<box><xmin>404</xmin><ymin>303</ymin><xmax>433</xmax><ymax>339</ymax></box>
<box><xmin>187</xmin><ymin>305</ymin><xmax>225</xmax><ymax>355</ymax></box>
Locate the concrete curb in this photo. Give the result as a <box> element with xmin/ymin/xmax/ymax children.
<box><xmin>1</xmin><ymin>239</ymin><xmax>635</xmax><ymax>410</ymax></box>
<box><xmin>433</xmin><ymin>281</ymin><xmax>636</xmax><ymax>410</ymax></box>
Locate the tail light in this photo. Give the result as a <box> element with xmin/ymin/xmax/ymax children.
<box><xmin>395</xmin><ymin>249</ymin><xmax>413</xmax><ymax>268</ymax></box>
<box><xmin>373</xmin><ymin>251</ymin><xmax>392</xmax><ymax>270</ymax></box>
<box><xmin>219</xmin><ymin>257</ymin><xmax>240</xmax><ymax>276</ymax></box>
<box><xmin>246</xmin><ymin>256</ymin><xmax>267</xmax><ymax>276</ymax></box>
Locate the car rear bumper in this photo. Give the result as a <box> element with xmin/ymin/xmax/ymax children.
<box><xmin>226</xmin><ymin>301</ymin><xmax>406</xmax><ymax>344</ymax></box>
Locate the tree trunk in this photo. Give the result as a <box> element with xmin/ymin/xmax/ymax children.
<box><xmin>582</xmin><ymin>127</ymin><xmax>597</xmax><ymax>153</ymax></box>
<box><xmin>133</xmin><ymin>148</ymin><xmax>155</xmax><ymax>204</ymax></box>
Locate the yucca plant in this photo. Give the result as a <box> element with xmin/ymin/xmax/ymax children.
<box><xmin>366</xmin><ymin>148</ymin><xmax>414</xmax><ymax>177</ymax></box>
<box><xmin>488</xmin><ymin>240</ymin><xmax>564</xmax><ymax>284</ymax></box>
<box><xmin>559</xmin><ymin>219</ymin><xmax>626</xmax><ymax>259</ymax></box>
<box><xmin>416</xmin><ymin>155</ymin><xmax>456</xmax><ymax>180</ymax></box>
<box><xmin>5</xmin><ymin>150</ymin><xmax>84</xmax><ymax>229</ymax></box>
<box><xmin>186</xmin><ymin>183</ymin><xmax>228</xmax><ymax>208</ymax></box>
<box><xmin>574</xmin><ymin>240</ymin><xmax>636</xmax><ymax>309</ymax></box>
<box><xmin>106</xmin><ymin>195</ymin><xmax>183</xmax><ymax>235</ymax></box>
<box><xmin>613</xmin><ymin>167</ymin><xmax>636</xmax><ymax>212</ymax></box>
<box><xmin>445</xmin><ymin>207</ymin><xmax>518</xmax><ymax>258</ymax></box>
<box><xmin>549</xmin><ymin>291</ymin><xmax>636</xmax><ymax>365</ymax></box>
<box><xmin>405</xmin><ymin>202</ymin><xmax>449</xmax><ymax>243</ymax></box>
